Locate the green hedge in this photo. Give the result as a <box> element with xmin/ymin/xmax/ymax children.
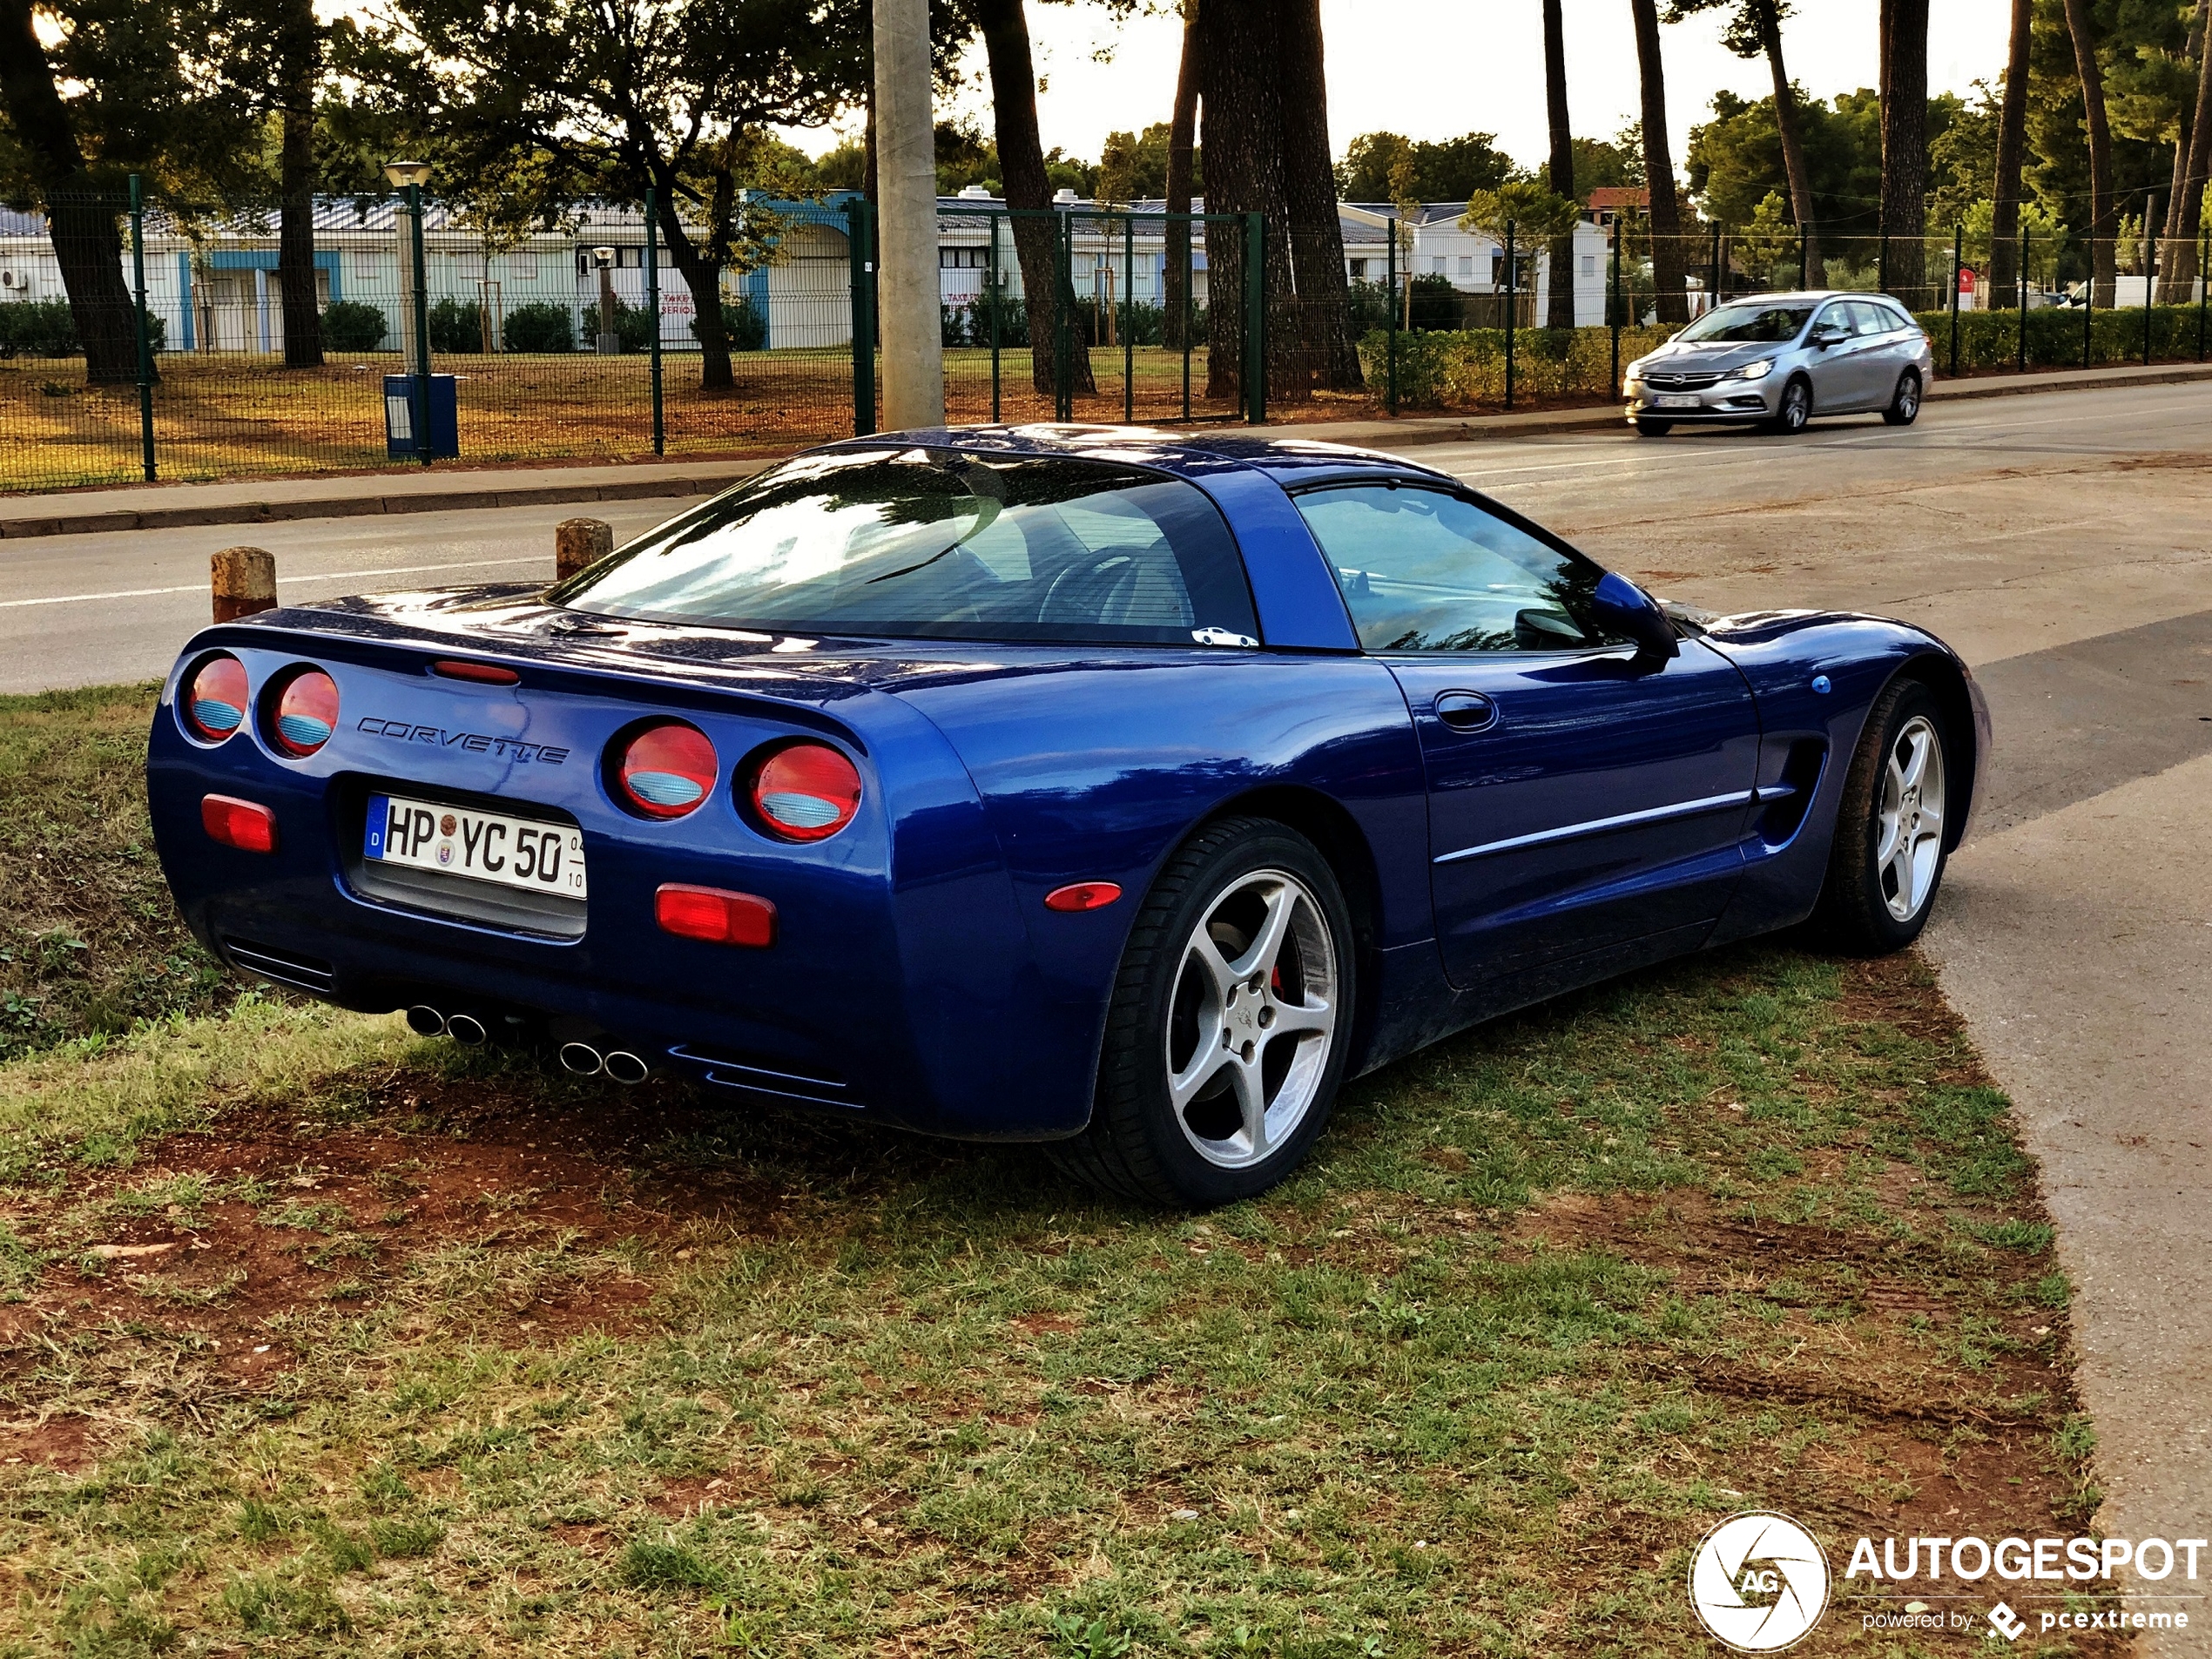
<box><xmin>1359</xmin><ymin>324</ymin><xmax>1676</xmax><ymax>408</ymax></box>
<box><xmin>321</xmin><ymin>300</ymin><xmax>388</xmax><ymax>353</ymax></box>
<box><xmin>1911</xmin><ymin>303</ymin><xmax>2210</xmax><ymax>372</ymax></box>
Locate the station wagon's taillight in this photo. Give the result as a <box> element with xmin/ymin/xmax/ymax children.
<box><xmin>182</xmin><ymin>653</ymin><xmax>248</xmax><ymax>743</ymax></box>
<box><xmin>746</xmin><ymin>742</ymin><xmax>861</xmax><ymax>842</ymax></box>
<box><xmin>267</xmin><ymin>668</ymin><xmax>339</xmax><ymax>758</ymax></box>
<box><xmin>610</xmin><ymin>720</ymin><xmax>718</xmax><ymax>819</ymax></box>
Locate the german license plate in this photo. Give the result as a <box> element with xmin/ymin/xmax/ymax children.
<box><xmin>365</xmin><ymin>795</ymin><xmax>587</xmax><ymax>899</ymax></box>
<box><xmin>1653</xmin><ymin>394</ymin><xmax>1702</xmax><ymax>409</ymax></box>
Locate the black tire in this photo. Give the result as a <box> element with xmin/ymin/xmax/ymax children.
<box><xmin>1881</xmin><ymin>368</ymin><xmax>1922</xmax><ymax>426</ymax></box>
<box><xmin>1766</xmin><ymin>374</ymin><xmax>1812</xmax><ymax>435</ymax></box>
<box><xmin>1048</xmin><ymin>817</ymin><xmax>1358</xmax><ymax>1207</ymax></box>
<box><xmin>1812</xmin><ymin>678</ymin><xmax>1955</xmax><ymax>954</ymax></box>
<box><xmin>1635</xmin><ymin>418</ymin><xmax>1674</xmax><ymax>436</ymax></box>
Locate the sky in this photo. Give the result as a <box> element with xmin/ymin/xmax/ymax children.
<box><xmin>798</xmin><ymin>0</ymin><xmax>2018</xmax><ymax>174</ymax></box>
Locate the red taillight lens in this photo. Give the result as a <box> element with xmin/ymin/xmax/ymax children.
<box><xmin>655</xmin><ymin>884</ymin><xmax>776</xmax><ymax>948</ymax></box>
<box><xmin>1044</xmin><ymin>881</ymin><xmax>1123</xmax><ymax>913</ymax></box>
<box><xmin>611</xmin><ymin>720</ymin><xmax>718</xmax><ymax>819</ymax></box>
<box><xmin>182</xmin><ymin>653</ymin><xmax>248</xmax><ymax>744</ymax></box>
<box><xmin>201</xmin><ymin>793</ymin><xmax>277</xmax><ymax>853</ymax></box>
<box><xmin>267</xmin><ymin>668</ymin><xmax>339</xmax><ymax>758</ymax></box>
<box><xmin>747</xmin><ymin>743</ymin><xmax>862</xmax><ymax>842</ymax></box>
<box><xmin>431</xmin><ymin>659</ymin><xmax>520</xmax><ymax>685</ymax></box>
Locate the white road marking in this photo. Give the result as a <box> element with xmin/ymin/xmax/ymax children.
<box><xmin>0</xmin><ymin>554</ymin><xmax>546</xmax><ymax>610</ymax></box>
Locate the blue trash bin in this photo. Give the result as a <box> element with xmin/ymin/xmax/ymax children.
<box><xmin>383</xmin><ymin>374</ymin><xmax>458</xmax><ymax>460</ymax></box>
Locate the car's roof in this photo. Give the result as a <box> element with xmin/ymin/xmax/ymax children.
<box><xmin>813</xmin><ymin>422</ymin><xmax>1452</xmax><ymax>488</ymax></box>
<box><xmin>1719</xmin><ymin>290</ymin><xmax>1907</xmax><ymax>305</ymax></box>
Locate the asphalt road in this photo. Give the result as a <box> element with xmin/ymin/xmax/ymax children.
<box><xmin>5</xmin><ymin>381</ymin><xmax>2209</xmax><ymax>1634</ymax></box>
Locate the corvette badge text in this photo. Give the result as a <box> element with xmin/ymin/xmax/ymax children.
<box><xmin>356</xmin><ymin>717</ymin><xmax>569</xmax><ymax>765</ymax></box>
<box><xmin>1689</xmin><ymin>1510</ymin><xmax>2204</xmax><ymax>1649</ymax></box>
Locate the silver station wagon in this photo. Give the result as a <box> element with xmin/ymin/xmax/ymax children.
<box><xmin>1623</xmin><ymin>291</ymin><xmax>1936</xmax><ymax>437</ymax></box>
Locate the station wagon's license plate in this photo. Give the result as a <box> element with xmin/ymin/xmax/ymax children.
<box><xmin>1652</xmin><ymin>394</ymin><xmax>1703</xmax><ymax>409</ymax></box>
<box><xmin>365</xmin><ymin>794</ymin><xmax>587</xmax><ymax>899</ymax></box>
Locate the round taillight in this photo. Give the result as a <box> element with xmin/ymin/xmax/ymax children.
<box><xmin>612</xmin><ymin>720</ymin><xmax>718</xmax><ymax>819</ymax></box>
<box><xmin>182</xmin><ymin>653</ymin><xmax>249</xmax><ymax>744</ymax></box>
<box><xmin>267</xmin><ymin>668</ymin><xmax>339</xmax><ymax>758</ymax></box>
<box><xmin>748</xmin><ymin>743</ymin><xmax>862</xmax><ymax>842</ymax></box>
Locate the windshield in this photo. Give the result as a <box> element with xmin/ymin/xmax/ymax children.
<box><xmin>554</xmin><ymin>448</ymin><xmax>1260</xmax><ymax>646</ymax></box>
<box><xmin>1675</xmin><ymin>301</ymin><xmax>1816</xmax><ymax>343</ymax></box>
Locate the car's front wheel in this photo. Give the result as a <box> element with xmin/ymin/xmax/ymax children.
<box><xmin>1813</xmin><ymin>678</ymin><xmax>1954</xmax><ymax>952</ymax></box>
<box><xmin>1051</xmin><ymin>818</ymin><xmax>1356</xmax><ymax>1207</ymax></box>
<box><xmin>1881</xmin><ymin>369</ymin><xmax>1922</xmax><ymax>426</ymax></box>
<box><xmin>1635</xmin><ymin>418</ymin><xmax>1674</xmax><ymax>437</ymax></box>
<box><xmin>1768</xmin><ymin>375</ymin><xmax>1812</xmax><ymax>435</ymax></box>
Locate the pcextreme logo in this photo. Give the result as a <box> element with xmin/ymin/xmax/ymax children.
<box><xmin>1689</xmin><ymin>1512</ymin><xmax>1831</xmax><ymax>1652</ymax></box>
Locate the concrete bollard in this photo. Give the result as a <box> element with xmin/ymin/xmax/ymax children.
<box><xmin>211</xmin><ymin>546</ymin><xmax>277</xmax><ymax>624</ymax></box>
<box><xmin>555</xmin><ymin>517</ymin><xmax>613</xmax><ymax>583</ymax></box>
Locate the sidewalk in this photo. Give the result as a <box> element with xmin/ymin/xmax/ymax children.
<box><xmin>5</xmin><ymin>357</ymin><xmax>2208</xmax><ymax>542</ymax></box>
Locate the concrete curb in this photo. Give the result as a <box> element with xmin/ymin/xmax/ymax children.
<box><xmin>3</xmin><ymin>360</ymin><xmax>2207</xmax><ymax>541</ymax></box>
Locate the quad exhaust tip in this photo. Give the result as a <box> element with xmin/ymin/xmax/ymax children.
<box><xmin>444</xmin><ymin>1012</ymin><xmax>489</xmax><ymax>1046</ymax></box>
<box><xmin>602</xmin><ymin>1050</ymin><xmax>651</xmax><ymax>1085</ymax></box>
<box><xmin>404</xmin><ymin>1004</ymin><xmax>445</xmax><ymax>1037</ymax></box>
<box><xmin>558</xmin><ymin>1042</ymin><xmax>604</xmax><ymax>1076</ymax></box>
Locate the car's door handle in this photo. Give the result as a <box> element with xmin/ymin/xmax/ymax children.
<box><xmin>1433</xmin><ymin>691</ymin><xmax>1498</xmax><ymax>732</ymax></box>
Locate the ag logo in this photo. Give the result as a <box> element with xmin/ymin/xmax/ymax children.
<box><xmin>1689</xmin><ymin>1511</ymin><xmax>1830</xmax><ymax>1652</ymax></box>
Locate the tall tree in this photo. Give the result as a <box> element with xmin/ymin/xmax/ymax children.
<box><xmin>2060</xmin><ymin>0</ymin><xmax>2118</xmax><ymax>304</ymax></box>
<box><xmin>1629</xmin><ymin>0</ymin><xmax>1689</xmax><ymax>322</ymax></box>
<box><xmin>1163</xmin><ymin>3</ymin><xmax>1198</xmax><ymax>348</ymax></box>
<box><xmin>0</xmin><ymin>0</ymin><xmax>140</xmax><ymax>382</ymax></box>
<box><xmin>1279</xmin><ymin>0</ymin><xmax>1359</xmax><ymax>388</ymax></box>
<box><xmin>969</xmin><ymin>0</ymin><xmax>1094</xmax><ymax>396</ymax></box>
<box><xmin>2175</xmin><ymin>0</ymin><xmax>2212</xmax><ymax>299</ymax></box>
<box><xmin>273</xmin><ymin>0</ymin><xmax>323</xmax><ymax>368</ymax></box>
<box><xmin>1989</xmin><ymin>0</ymin><xmax>2031</xmax><ymax>297</ymax></box>
<box><xmin>1542</xmin><ymin>0</ymin><xmax>1577</xmax><ymax>327</ymax></box>
<box><xmin>1669</xmin><ymin>0</ymin><xmax>1822</xmax><ymax>284</ymax></box>
<box><xmin>1878</xmin><ymin>0</ymin><xmax>1929</xmax><ymax>306</ymax></box>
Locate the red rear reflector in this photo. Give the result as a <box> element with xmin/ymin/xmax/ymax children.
<box><xmin>432</xmin><ymin>659</ymin><xmax>521</xmax><ymax>685</ymax></box>
<box><xmin>201</xmin><ymin>793</ymin><xmax>277</xmax><ymax>853</ymax></box>
<box><xmin>747</xmin><ymin>743</ymin><xmax>862</xmax><ymax>842</ymax></box>
<box><xmin>655</xmin><ymin>884</ymin><xmax>776</xmax><ymax>948</ymax></box>
<box><xmin>1044</xmin><ymin>881</ymin><xmax>1123</xmax><ymax>913</ymax></box>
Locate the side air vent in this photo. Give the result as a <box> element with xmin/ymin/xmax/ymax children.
<box><xmin>221</xmin><ymin>936</ymin><xmax>338</xmax><ymax>994</ymax></box>
<box><xmin>1757</xmin><ymin>738</ymin><xmax>1830</xmax><ymax>848</ymax></box>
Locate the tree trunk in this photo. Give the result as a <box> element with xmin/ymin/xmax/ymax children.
<box><xmin>1197</xmin><ymin>0</ymin><xmax>1300</xmax><ymax>402</ymax></box>
<box><xmin>1279</xmin><ymin>0</ymin><xmax>1359</xmax><ymax>390</ymax></box>
<box><xmin>1629</xmin><ymin>0</ymin><xmax>1689</xmax><ymax>323</ymax></box>
<box><xmin>2061</xmin><ymin>0</ymin><xmax>2117</xmax><ymax>307</ymax></box>
<box><xmin>1543</xmin><ymin>0</ymin><xmax>1577</xmax><ymax>328</ymax></box>
<box><xmin>277</xmin><ymin>0</ymin><xmax>323</xmax><ymax>369</ymax></box>
<box><xmin>972</xmin><ymin>0</ymin><xmax>1093</xmax><ymax>397</ymax></box>
<box><xmin>1753</xmin><ymin>0</ymin><xmax>1821</xmax><ymax>287</ymax></box>
<box><xmin>1878</xmin><ymin>0</ymin><xmax>1928</xmax><ymax>308</ymax></box>
<box><xmin>1163</xmin><ymin>3</ymin><xmax>1198</xmax><ymax>349</ymax></box>
<box><xmin>650</xmin><ymin>163</ymin><xmax>732</xmax><ymax>390</ymax></box>
<box><xmin>0</xmin><ymin>0</ymin><xmax>140</xmax><ymax>384</ymax></box>
<box><xmin>2160</xmin><ymin>0</ymin><xmax>2211</xmax><ymax>299</ymax></box>
<box><xmin>1989</xmin><ymin>0</ymin><xmax>2030</xmax><ymax>297</ymax></box>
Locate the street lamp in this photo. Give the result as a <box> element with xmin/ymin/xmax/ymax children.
<box><xmin>381</xmin><ymin>160</ymin><xmax>433</xmax><ymax>191</ymax></box>
<box><xmin>382</xmin><ymin>162</ymin><xmax>434</xmax><ymax>464</ymax></box>
<box><xmin>592</xmin><ymin>245</ymin><xmax>619</xmax><ymax>354</ymax></box>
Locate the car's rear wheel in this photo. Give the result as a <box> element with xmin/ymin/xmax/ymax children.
<box><xmin>1813</xmin><ymin>678</ymin><xmax>1954</xmax><ymax>953</ymax></box>
<box><xmin>1050</xmin><ymin>817</ymin><xmax>1355</xmax><ymax>1207</ymax></box>
<box><xmin>1635</xmin><ymin>418</ymin><xmax>1674</xmax><ymax>437</ymax></box>
<box><xmin>1881</xmin><ymin>368</ymin><xmax>1922</xmax><ymax>426</ymax></box>
<box><xmin>1767</xmin><ymin>375</ymin><xmax>1812</xmax><ymax>435</ymax></box>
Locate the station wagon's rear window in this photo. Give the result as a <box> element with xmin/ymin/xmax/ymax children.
<box><xmin>554</xmin><ymin>449</ymin><xmax>1259</xmax><ymax>646</ymax></box>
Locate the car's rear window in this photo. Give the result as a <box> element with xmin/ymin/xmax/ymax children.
<box><xmin>553</xmin><ymin>448</ymin><xmax>1260</xmax><ymax>646</ymax></box>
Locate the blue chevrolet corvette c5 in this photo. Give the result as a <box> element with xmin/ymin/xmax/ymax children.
<box><xmin>148</xmin><ymin>425</ymin><xmax>1989</xmax><ymax>1205</ymax></box>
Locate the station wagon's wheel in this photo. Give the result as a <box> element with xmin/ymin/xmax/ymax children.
<box><xmin>1051</xmin><ymin>818</ymin><xmax>1356</xmax><ymax>1207</ymax></box>
<box><xmin>1635</xmin><ymin>418</ymin><xmax>1674</xmax><ymax>437</ymax></box>
<box><xmin>1813</xmin><ymin>678</ymin><xmax>1954</xmax><ymax>953</ymax></box>
<box><xmin>1881</xmin><ymin>368</ymin><xmax>1922</xmax><ymax>426</ymax></box>
<box><xmin>1768</xmin><ymin>375</ymin><xmax>1812</xmax><ymax>435</ymax></box>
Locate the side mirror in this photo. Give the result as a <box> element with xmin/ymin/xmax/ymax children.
<box><xmin>1810</xmin><ymin>323</ymin><xmax>1845</xmax><ymax>349</ymax></box>
<box><xmin>1591</xmin><ymin>570</ymin><xmax>1680</xmax><ymax>661</ymax></box>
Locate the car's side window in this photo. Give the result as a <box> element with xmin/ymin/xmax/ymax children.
<box><xmin>1813</xmin><ymin>302</ymin><xmax>1851</xmax><ymax>338</ymax></box>
<box><xmin>1293</xmin><ymin>483</ymin><xmax>1610</xmax><ymax>653</ymax></box>
<box><xmin>1846</xmin><ymin>300</ymin><xmax>1892</xmax><ymax>337</ymax></box>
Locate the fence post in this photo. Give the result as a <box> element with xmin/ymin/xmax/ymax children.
<box><xmin>846</xmin><ymin>197</ymin><xmax>876</xmax><ymax>436</ymax></box>
<box><xmin>1878</xmin><ymin>226</ymin><xmax>1889</xmax><ymax>295</ymax></box>
<box><xmin>129</xmin><ymin>173</ymin><xmax>155</xmax><ymax>482</ymax></box>
<box><xmin>1949</xmin><ymin>222</ymin><xmax>1962</xmax><ymax>378</ymax></box>
<box><xmin>988</xmin><ymin>212</ymin><xmax>1002</xmax><ymax>422</ymax></box>
<box><xmin>1244</xmin><ymin>212</ymin><xmax>1265</xmax><ymax>424</ymax></box>
<box><xmin>2082</xmin><ymin>243</ymin><xmax>2093</xmax><ymax>368</ymax></box>
<box><xmin>1055</xmin><ymin>212</ymin><xmax>1075</xmax><ymax>421</ymax></box>
<box><xmin>2018</xmin><ymin>226</ymin><xmax>2030</xmax><ymax>373</ymax></box>
<box><xmin>1609</xmin><ymin>220</ymin><xmax>1622</xmax><ymax>395</ymax></box>
<box><xmin>1123</xmin><ymin>212</ymin><xmax>1135</xmax><ymax>423</ymax></box>
<box><xmin>2201</xmin><ymin>227</ymin><xmax>2208</xmax><ymax>361</ymax></box>
<box><xmin>1798</xmin><ymin>221</ymin><xmax>1808</xmax><ymax>291</ymax></box>
<box><xmin>1181</xmin><ymin>215</ymin><xmax>1193</xmax><ymax>420</ymax></box>
<box><xmin>1386</xmin><ymin>212</ymin><xmax>1399</xmax><ymax>415</ymax></box>
<box><xmin>1710</xmin><ymin>221</ymin><xmax>1722</xmax><ymax>309</ymax></box>
<box><xmin>2143</xmin><ymin>225</ymin><xmax>2155</xmax><ymax>367</ymax></box>
<box><xmin>644</xmin><ymin>186</ymin><xmax>664</xmax><ymax>456</ymax></box>
<box><xmin>406</xmin><ymin>182</ymin><xmax>433</xmax><ymax>468</ymax></box>
<box><xmin>1503</xmin><ymin>220</ymin><xmax>1516</xmax><ymax>411</ymax></box>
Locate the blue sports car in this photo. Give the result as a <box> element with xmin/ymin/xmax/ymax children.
<box><xmin>148</xmin><ymin>427</ymin><xmax>1988</xmax><ymax>1204</ymax></box>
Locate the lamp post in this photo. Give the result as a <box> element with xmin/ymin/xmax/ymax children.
<box><xmin>382</xmin><ymin>160</ymin><xmax>435</xmax><ymax>467</ymax></box>
<box><xmin>592</xmin><ymin>246</ymin><xmax>619</xmax><ymax>355</ymax></box>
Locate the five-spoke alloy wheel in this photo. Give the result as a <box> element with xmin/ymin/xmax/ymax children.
<box><xmin>1053</xmin><ymin>818</ymin><xmax>1357</xmax><ymax>1206</ymax></box>
<box><xmin>1882</xmin><ymin>369</ymin><xmax>1922</xmax><ymax>426</ymax></box>
<box><xmin>1816</xmin><ymin>678</ymin><xmax>1957</xmax><ymax>951</ymax></box>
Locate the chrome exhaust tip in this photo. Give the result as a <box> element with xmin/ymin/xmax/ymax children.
<box><xmin>404</xmin><ymin>1005</ymin><xmax>446</xmax><ymax>1037</ymax></box>
<box><xmin>558</xmin><ymin>1042</ymin><xmax>604</xmax><ymax>1076</ymax></box>
<box><xmin>445</xmin><ymin>1012</ymin><xmax>489</xmax><ymax>1046</ymax></box>
<box><xmin>602</xmin><ymin>1049</ymin><xmax>651</xmax><ymax>1085</ymax></box>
